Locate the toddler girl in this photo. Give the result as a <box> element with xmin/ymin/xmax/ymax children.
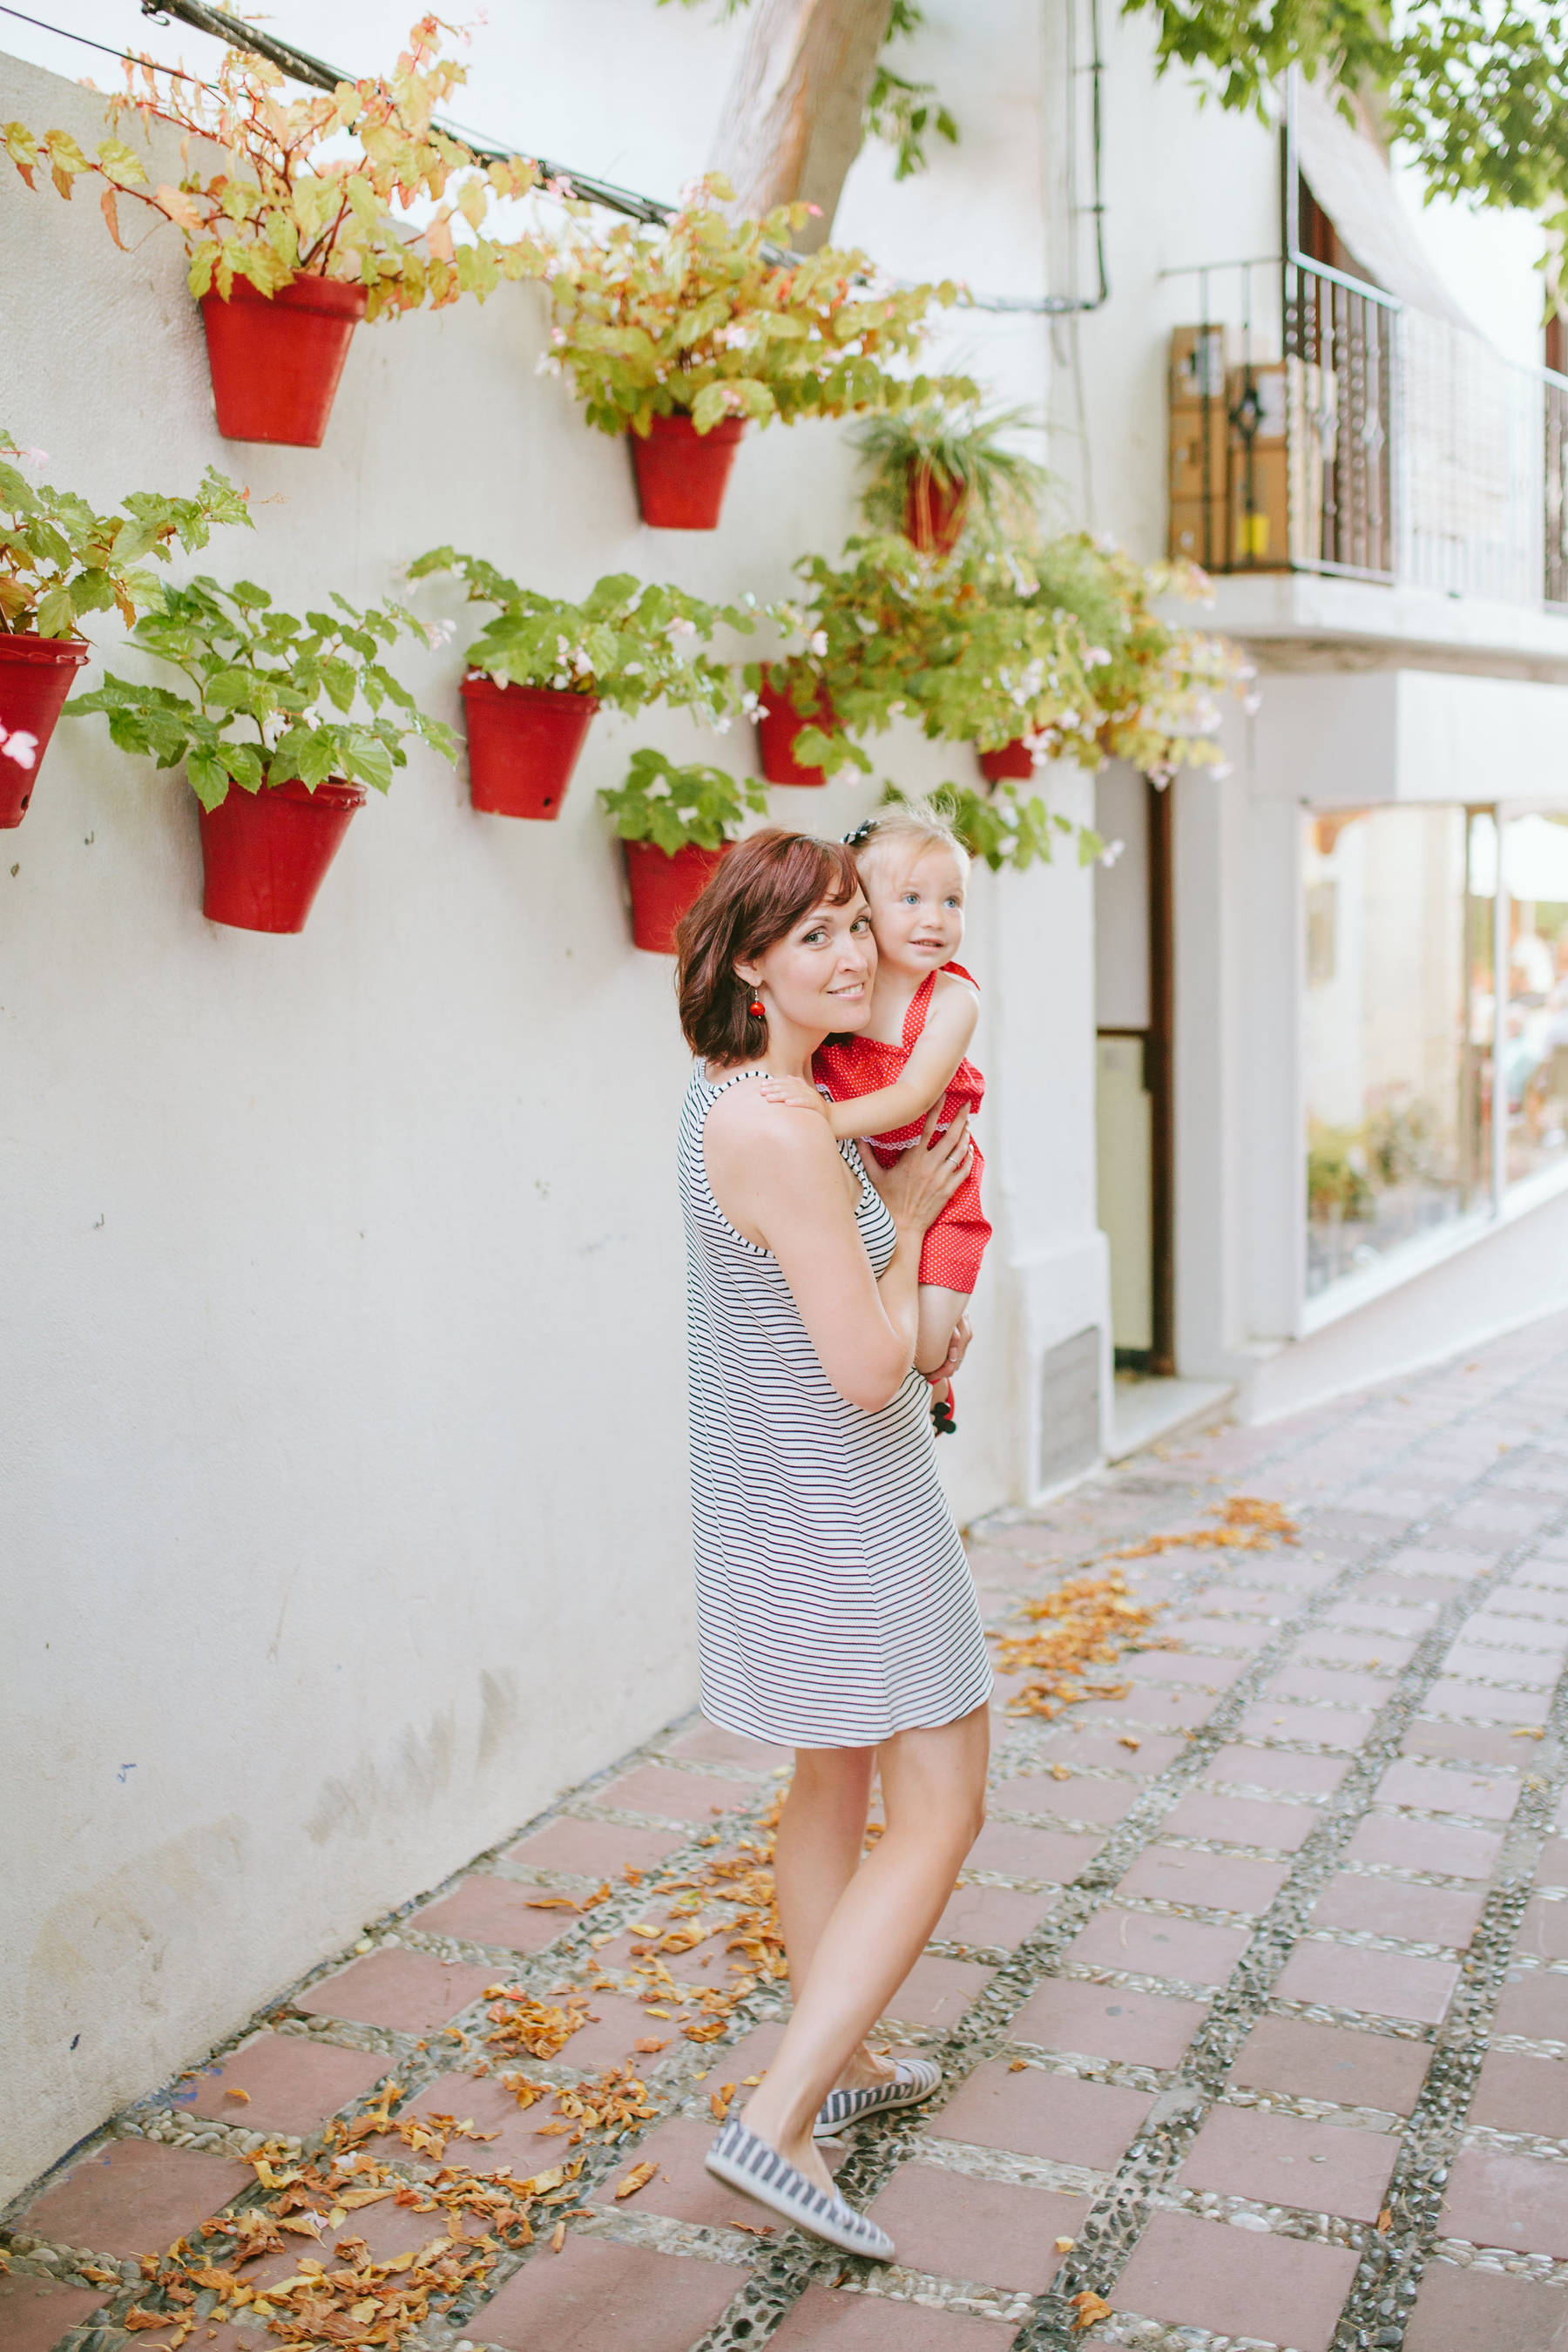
<box><xmin>764</xmin><ymin>803</ymin><xmax>990</xmax><ymax>1434</ymax></box>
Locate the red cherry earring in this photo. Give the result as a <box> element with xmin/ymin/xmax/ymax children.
<box><xmin>748</xmin><ymin>997</ymin><xmax>766</xmax><ymax>1019</ymax></box>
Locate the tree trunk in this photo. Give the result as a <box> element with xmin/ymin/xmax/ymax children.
<box><xmin>708</xmin><ymin>0</ymin><xmax>894</xmax><ymax>250</ymax></box>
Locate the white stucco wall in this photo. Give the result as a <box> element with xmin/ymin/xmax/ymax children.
<box><xmin>0</xmin><ymin>18</ymin><xmax>1109</xmax><ymax>2204</ymax></box>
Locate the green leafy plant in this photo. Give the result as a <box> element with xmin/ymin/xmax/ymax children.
<box><xmin>852</xmin><ymin>395</ymin><xmax>1049</xmax><ymax>551</ymax></box>
<box><xmin>64</xmin><ymin>577</ymin><xmax>455</xmax><ymax>808</ymax></box>
<box><xmin>1308</xmin><ymin>1121</ymin><xmax>1375</xmax><ymax>1221</ymax></box>
<box><xmin>3</xmin><ymin>17</ymin><xmax>542</xmax><ymax>317</ymax></box>
<box><xmin>598</xmin><ymin>747</ymin><xmax>767</xmax><ymax>853</ymax></box>
<box><xmin>882</xmin><ymin>778</ymin><xmax>1100</xmax><ymax>873</ymax></box>
<box><xmin>546</xmin><ymin>174</ymin><xmax>966</xmax><ymax>436</ymax></box>
<box><xmin>0</xmin><ymin>432</ymin><xmax>251</xmax><ymax>638</ymax></box>
<box><xmin>408</xmin><ymin>548</ymin><xmax>754</xmax><ymax>725</ymax></box>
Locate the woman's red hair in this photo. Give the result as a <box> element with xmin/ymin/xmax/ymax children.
<box><xmin>675</xmin><ymin>828</ymin><xmax>860</xmax><ymax>1063</ymax></box>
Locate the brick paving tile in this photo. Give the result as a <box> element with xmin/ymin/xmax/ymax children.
<box><xmin>1517</xmin><ymin>1896</ymin><xmax>1568</xmax><ymax>1960</ymax></box>
<box><xmin>1115</xmin><ymin>1842</ymin><xmax>1291</xmax><ymax>1914</ymax></box>
<box><xmin>1119</xmin><ymin>1652</ymin><xmax>1246</xmax><ymax>1689</ymax></box>
<box><xmin>1403</xmin><ymin>1717</ymin><xmax>1537</xmax><ymax>1766</ymax></box>
<box><xmin>1342</xmin><ymin>1813</ymin><xmax>1504</xmax><ymax>1877</ymax></box>
<box><xmin>766</xmin><ymin>2286</ymin><xmax>1021</xmax><ymax>2349</ymax></box>
<box><xmin>173</xmin><ymin>2031</ymin><xmax>390</xmax><ymax>2135</ymax></box>
<box><xmin>1236</xmin><ymin>1699</ymin><xmax>1378</xmax><ymax>1747</ymax></box>
<box><xmin>1493</xmin><ymin>1967</ymin><xmax>1568</xmax><ymax>2041</ymax></box>
<box><xmin>1534</xmin><ymin>1835</ymin><xmax>1568</xmax><ymax>1884</ymax></box>
<box><xmin>408</xmin><ymin>1871</ymin><xmax>583</xmax><ymax>1954</ymax></box>
<box><xmin>17</xmin><ymin>2139</ymin><xmax>253</xmax><ymax>2259</ymax></box>
<box><xmin>1274</xmin><ymin>1936</ymin><xmax>1459</xmax><ymax>2024</ymax></box>
<box><xmin>880</xmin><ymin>1952</ymin><xmax>995</xmax><ymax>2031</ymax></box>
<box><xmin>990</xmin><ymin>1774</ymin><xmax>1139</xmax><ymax>1827</ymax></box>
<box><xmin>1025</xmin><ymin>1727</ymin><xmax>1189</xmax><ymax>1773</ymax></box>
<box><xmin>1267</xmin><ymin>1663</ymin><xmax>1400</xmax><ymax>1709</ymax></box>
<box><xmin>0</xmin><ymin>2273</ymin><xmax>109</xmax><ymax>2352</ymax></box>
<box><xmin>399</xmin><ymin>2068</ymin><xmax>590</xmax><ymax>2172</ymax></box>
<box><xmin>551</xmin><ymin>1987</ymin><xmax>675</xmax><ymax>2072</ymax></box>
<box><xmin>1378</xmin><ymin>1547</ymin><xmax>1490</xmax><ymax>1581</ymax></box>
<box><xmin>1444</xmin><ymin>1640</ymin><xmax>1561</xmax><ymax>1686</ymax></box>
<box><xmin>1111</xmin><ymin>2208</ymin><xmax>1359</xmax><ymax>2352</ymax></box>
<box><xmin>963</xmin><ymin>1821</ymin><xmax>1103</xmax><ymax>1881</ymax></box>
<box><xmin>1227</xmin><ymin>2014</ymin><xmax>1432</xmax><ymax>2112</ymax></box>
<box><xmin>1150</xmin><ymin>1613</ymin><xmax>1276</xmax><ymax>1651</ymax></box>
<box><xmin>1296</xmin><ymin>1628</ymin><xmax>1419</xmax><ymax>1669</ymax></box>
<box><xmin>1071</xmin><ymin>1686</ymin><xmax>1217</xmax><ymax>1730</ymax></box>
<box><xmin>1469</xmin><ymin>2047</ymin><xmax>1568</xmax><ymax>2135</ymax></box>
<box><xmin>935</xmin><ymin>1879</ymin><xmax>1056</xmax><ymax>1950</ymax></box>
<box><xmin>587</xmin><ymin>1923</ymin><xmax>733</xmax><ymax>1980</ymax></box>
<box><xmin>290</xmin><ymin>1949</ymin><xmax>495</xmax><ymax>2034</ymax></box>
<box><xmin>661</xmin><ymin>1720</ymin><xmax>788</xmax><ymax>1767</ymax></box>
<box><xmin>241</xmin><ymin>2186</ymin><xmax>444</xmax><ymax>2290</ymax></box>
<box><xmin>1064</xmin><ymin>1905</ymin><xmax>1250</xmax><ymax>1985</ymax></box>
<box><xmin>1010</xmin><ymin>1978</ymin><xmax>1207</xmax><ymax>2066</ymax></box>
<box><xmin>1360</xmin><ymin>1570</ymin><xmax>1470</xmax><ymax>1602</ymax></box>
<box><xmin>591</xmin><ymin>2114</ymin><xmax>840</xmax><ymax>2227</ymax></box>
<box><xmin>1159</xmin><ymin>1788</ymin><xmax>1321</xmax><ymax>1849</ymax></box>
<box><xmin>502</xmin><ymin>1815</ymin><xmax>686</xmax><ymax>1876</ymax></box>
<box><xmin>865</xmin><ymin>2161</ymin><xmax>1085</xmax><ymax>2290</ymax></box>
<box><xmin>1308</xmin><ymin>1872</ymin><xmax>1484</xmax><ymax>1947</ymax></box>
<box><xmin>1324</xmin><ymin>1599</ymin><xmax>1441</xmax><ymax>1634</ymax></box>
<box><xmin>1424</xmin><ymin>1677</ymin><xmax>1550</xmax><ymax>1725</ymax></box>
<box><xmin>1405</xmin><ymin>2260</ymin><xmax>1568</xmax><ymax>2351</ymax></box>
<box><xmin>929</xmin><ymin>2058</ymin><xmax>1152</xmax><ymax>2167</ymax></box>
<box><xmin>591</xmin><ymin>1764</ymin><xmax>757</xmax><ymax>1824</ymax></box>
<box><xmin>1175</xmin><ymin>2101</ymin><xmax>1398</xmax><ymax>2221</ymax></box>
<box><xmin>1440</xmin><ymin>2146</ymin><xmax>1568</xmax><ymax>2254</ymax></box>
<box><xmin>1200</xmin><ymin>1744</ymin><xmax>1350</xmax><ymax>1796</ymax></box>
<box><xmin>1374</xmin><ymin>1757</ymin><xmax>1521</xmax><ymax>1819</ymax></box>
<box><xmin>470</xmin><ymin>2233</ymin><xmax>744</xmax><ymax>2350</ymax></box>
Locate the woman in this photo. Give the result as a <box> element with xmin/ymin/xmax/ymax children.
<box><xmin>674</xmin><ymin>829</ymin><xmax>993</xmax><ymax>2262</ymax></box>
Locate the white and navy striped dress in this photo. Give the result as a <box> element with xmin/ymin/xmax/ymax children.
<box><xmin>680</xmin><ymin>1063</ymin><xmax>992</xmax><ymax>1748</ymax></box>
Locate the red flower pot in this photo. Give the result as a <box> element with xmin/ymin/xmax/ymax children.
<box><xmin>199</xmin><ymin>274</ymin><xmax>369</xmax><ymax>448</ymax></box>
<box><xmin>903</xmin><ymin>466</ymin><xmax>970</xmax><ymax>557</ymax></box>
<box><xmin>977</xmin><ymin>739</ymin><xmax>1036</xmax><ymax>783</ymax></box>
<box><xmin>629</xmin><ymin>414</ymin><xmax>747</xmax><ymax>530</ymax></box>
<box><xmin>0</xmin><ymin>632</ymin><xmax>89</xmax><ymax>826</ymax></box>
<box><xmin>199</xmin><ymin>774</ymin><xmax>367</xmax><ymax>933</ymax></box>
<box><xmin>460</xmin><ymin>676</ymin><xmax>598</xmax><ymax>819</ymax></box>
<box><xmin>755</xmin><ymin>664</ymin><xmax>835</xmax><ymax>788</ymax></box>
<box><xmin>624</xmin><ymin>838</ymin><xmax>730</xmax><ymax>954</ymax></box>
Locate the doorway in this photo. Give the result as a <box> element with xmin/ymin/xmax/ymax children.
<box><xmin>1094</xmin><ymin>772</ymin><xmax>1174</xmax><ymax>1375</ymax></box>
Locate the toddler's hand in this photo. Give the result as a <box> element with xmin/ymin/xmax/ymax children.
<box><xmin>759</xmin><ymin>1077</ymin><xmax>830</xmax><ymax>1121</ymax></box>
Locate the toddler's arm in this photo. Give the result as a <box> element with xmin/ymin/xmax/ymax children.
<box><xmin>822</xmin><ymin>975</ymin><xmax>978</xmax><ymax>1142</ymax></box>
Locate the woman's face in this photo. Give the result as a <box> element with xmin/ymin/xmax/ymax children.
<box><xmin>744</xmin><ymin>891</ymin><xmax>876</xmax><ymax>1036</ymax></box>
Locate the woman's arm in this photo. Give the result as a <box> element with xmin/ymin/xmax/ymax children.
<box><xmin>705</xmin><ymin>1087</ymin><xmax>971</xmax><ymax>1412</ymax></box>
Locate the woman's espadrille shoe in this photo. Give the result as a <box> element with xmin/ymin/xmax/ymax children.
<box><xmin>704</xmin><ymin>2118</ymin><xmax>895</xmax><ymax>2261</ymax></box>
<box><xmin>814</xmin><ymin>2055</ymin><xmax>943</xmax><ymax>2139</ymax></box>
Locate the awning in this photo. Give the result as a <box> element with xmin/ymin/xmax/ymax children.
<box><xmin>1292</xmin><ymin>75</ymin><xmax>1476</xmax><ymax>331</ymax></box>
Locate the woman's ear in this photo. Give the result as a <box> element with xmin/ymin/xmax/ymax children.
<box><xmin>733</xmin><ymin>958</ymin><xmax>761</xmax><ymax>989</ymax></box>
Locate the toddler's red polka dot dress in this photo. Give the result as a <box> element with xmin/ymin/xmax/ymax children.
<box><xmin>814</xmin><ymin>961</ymin><xmax>991</xmax><ymax>1293</ymax></box>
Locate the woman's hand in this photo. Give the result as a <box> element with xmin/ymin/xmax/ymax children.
<box><xmin>868</xmin><ymin>1106</ymin><xmax>971</xmax><ymax>1239</ymax></box>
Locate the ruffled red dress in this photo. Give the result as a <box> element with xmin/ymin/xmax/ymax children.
<box><xmin>814</xmin><ymin>961</ymin><xmax>991</xmax><ymax>1293</ymax></box>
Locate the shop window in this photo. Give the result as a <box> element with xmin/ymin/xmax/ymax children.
<box><xmin>1498</xmin><ymin>812</ymin><xmax>1568</xmax><ymax>1185</ymax></box>
<box><xmin>1302</xmin><ymin>806</ymin><xmax>1492</xmax><ymax>1296</ymax></box>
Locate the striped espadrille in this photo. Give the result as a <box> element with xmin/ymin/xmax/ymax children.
<box><xmin>704</xmin><ymin>2118</ymin><xmax>895</xmax><ymax>2260</ymax></box>
<box><xmin>814</xmin><ymin>2056</ymin><xmax>943</xmax><ymax>2139</ymax></box>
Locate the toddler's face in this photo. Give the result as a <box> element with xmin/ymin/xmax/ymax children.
<box><xmin>861</xmin><ymin>842</ymin><xmax>966</xmax><ymax>971</ymax></box>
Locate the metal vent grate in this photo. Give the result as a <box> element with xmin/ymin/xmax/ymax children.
<box><xmin>1038</xmin><ymin>1326</ymin><xmax>1102</xmax><ymax>1490</ymax></box>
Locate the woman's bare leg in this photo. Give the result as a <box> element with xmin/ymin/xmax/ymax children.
<box><xmin>772</xmin><ymin>1747</ymin><xmax>899</xmax><ymax>2104</ymax></box>
<box><xmin>742</xmin><ymin>1702</ymin><xmax>989</xmax><ymax>2193</ymax></box>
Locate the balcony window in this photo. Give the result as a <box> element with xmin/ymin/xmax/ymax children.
<box><xmin>1303</xmin><ymin>807</ymin><xmax>1490</xmax><ymax>1296</ymax></box>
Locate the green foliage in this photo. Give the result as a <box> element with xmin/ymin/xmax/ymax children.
<box><xmin>768</xmin><ymin>532</ymin><xmax>1243</xmax><ymax>783</ymax></box>
<box><xmin>3</xmin><ymin>18</ymin><xmax>543</xmax><ymax>319</ymax></box>
<box><xmin>598</xmin><ymin>747</ymin><xmax>767</xmax><ymax>851</ymax></box>
<box><xmin>884</xmin><ymin>778</ymin><xmax>1100</xmax><ymax>873</ymax></box>
<box><xmin>64</xmin><ymin>577</ymin><xmax>454</xmax><ymax>809</ymax></box>
<box><xmin>408</xmin><ymin>547</ymin><xmax>754</xmax><ymax>723</ymax></box>
<box><xmin>0</xmin><ymin>432</ymin><xmax>251</xmax><ymax>639</ymax></box>
<box><xmin>548</xmin><ymin>175</ymin><xmax>967</xmax><ymax>436</ymax></box>
<box><xmin>1123</xmin><ymin>0</ymin><xmax>1568</xmax><ymax>224</ymax></box>
<box><xmin>1307</xmin><ymin>1120</ymin><xmax>1375</xmax><ymax>1220</ymax></box>
<box><xmin>851</xmin><ymin>396</ymin><xmax>1051</xmax><ymax>551</ymax></box>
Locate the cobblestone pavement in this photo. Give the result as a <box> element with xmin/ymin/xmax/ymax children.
<box><xmin>11</xmin><ymin>1317</ymin><xmax>1568</xmax><ymax>2352</ymax></box>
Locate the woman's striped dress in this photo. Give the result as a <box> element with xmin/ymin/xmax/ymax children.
<box><xmin>680</xmin><ymin>1063</ymin><xmax>992</xmax><ymax>1749</ymax></box>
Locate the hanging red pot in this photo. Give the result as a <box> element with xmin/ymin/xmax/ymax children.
<box><xmin>629</xmin><ymin>414</ymin><xmax>747</xmax><ymax>531</ymax></box>
<box><xmin>624</xmin><ymin>839</ymin><xmax>730</xmax><ymax>954</ymax></box>
<box><xmin>755</xmin><ymin>664</ymin><xmax>835</xmax><ymax>788</ymax></box>
<box><xmin>199</xmin><ymin>774</ymin><xmax>367</xmax><ymax>933</ymax></box>
<box><xmin>903</xmin><ymin>465</ymin><xmax>970</xmax><ymax>557</ymax></box>
<box><xmin>460</xmin><ymin>675</ymin><xmax>599</xmax><ymax>819</ymax></box>
<box><xmin>977</xmin><ymin>740</ymin><xmax>1036</xmax><ymax>784</ymax></box>
<box><xmin>0</xmin><ymin>632</ymin><xmax>89</xmax><ymax>826</ymax></box>
<box><xmin>199</xmin><ymin>274</ymin><xmax>370</xmax><ymax>448</ymax></box>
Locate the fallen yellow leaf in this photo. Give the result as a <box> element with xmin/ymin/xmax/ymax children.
<box><xmin>551</xmin><ymin>2220</ymin><xmax>566</xmax><ymax>2253</ymax></box>
<box><xmin>222</xmin><ymin>2086</ymin><xmax>251</xmax><ymax>2104</ymax></box>
<box><xmin>614</xmin><ymin>2160</ymin><xmax>659</xmax><ymax>2200</ymax></box>
<box><xmin>1070</xmin><ymin>2290</ymin><xmax>1113</xmax><ymax>2330</ymax></box>
<box><xmin>1055</xmin><ymin>2235</ymin><xmax>1076</xmax><ymax>2252</ymax></box>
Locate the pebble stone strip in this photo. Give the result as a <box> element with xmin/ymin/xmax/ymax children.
<box><xmin>7</xmin><ymin>1336</ymin><xmax>1568</xmax><ymax>2352</ymax></box>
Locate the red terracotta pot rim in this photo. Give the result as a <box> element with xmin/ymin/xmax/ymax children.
<box><xmin>642</xmin><ymin>412</ymin><xmax>747</xmax><ymax>445</ymax></box>
<box><xmin>625</xmin><ymin>835</ymin><xmax>734</xmax><ymax>856</ymax></box>
<box><xmin>0</xmin><ymin>631</ymin><xmax>90</xmax><ymax>665</ymax></box>
<box><xmin>215</xmin><ymin>774</ymin><xmax>368</xmax><ymax>810</ymax></box>
<box><xmin>460</xmin><ymin>673</ymin><xmax>601</xmax><ymax>712</ymax></box>
<box><xmin>204</xmin><ymin>273</ymin><xmax>370</xmax><ymax>321</ymax></box>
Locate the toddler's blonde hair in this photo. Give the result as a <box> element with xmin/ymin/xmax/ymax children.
<box><xmin>844</xmin><ymin>798</ymin><xmax>970</xmax><ymax>879</ymax></box>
